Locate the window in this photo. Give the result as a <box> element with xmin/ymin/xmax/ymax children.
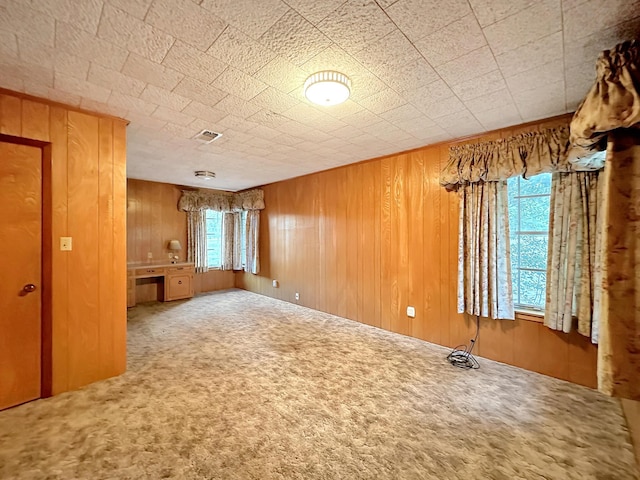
<box><xmin>507</xmin><ymin>173</ymin><xmax>552</xmax><ymax>311</ymax></box>
<box><xmin>205</xmin><ymin>210</ymin><xmax>223</xmax><ymax>268</ymax></box>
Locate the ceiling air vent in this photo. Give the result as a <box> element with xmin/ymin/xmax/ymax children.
<box><xmin>192</xmin><ymin>129</ymin><xmax>222</xmax><ymax>144</ymax></box>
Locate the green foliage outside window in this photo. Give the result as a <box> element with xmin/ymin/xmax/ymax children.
<box><xmin>507</xmin><ymin>173</ymin><xmax>552</xmax><ymax>310</ymax></box>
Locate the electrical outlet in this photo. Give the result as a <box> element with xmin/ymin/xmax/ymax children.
<box><xmin>407</xmin><ymin>306</ymin><xmax>416</xmax><ymax>318</ymax></box>
<box><xmin>295</xmin><ymin>292</ymin><xmax>300</xmax><ymax>301</ymax></box>
<box><xmin>147</xmin><ymin>252</ymin><xmax>153</xmax><ymax>260</ymax></box>
<box><xmin>60</xmin><ymin>237</ymin><xmax>72</xmax><ymax>251</ymax></box>
<box><xmin>272</xmin><ymin>280</ymin><xmax>279</xmax><ymax>288</ymax></box>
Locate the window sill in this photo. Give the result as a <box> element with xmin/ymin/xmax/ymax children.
<box><xmin>515</xmin><ymin>309</ymin><xmax>544</xmax><ymax>323</ymax></box>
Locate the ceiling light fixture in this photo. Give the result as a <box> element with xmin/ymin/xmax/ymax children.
<box><xmin>304</xmin><ymin>71</ymin><xmax>351</xmax><ymax>106</ymax></box>
<box><xmin>194</xmin><ymin>170</ymin><xmax>216</xmax><ymax>180</ymax></box>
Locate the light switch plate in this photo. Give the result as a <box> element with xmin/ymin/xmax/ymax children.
<box><xmin>60</xmin><ymin>237</ymin><xmax>72</xmax><ymax>251</ymax></box>
<box><xmin>272</xmin><ymin>280</ymin><xmax>279</xmax><ymax>288</ymax></box>
<box><xmin>407</xmin><ymin>306</ymin><xmax>416</xmax><ymax>318</ymax></box>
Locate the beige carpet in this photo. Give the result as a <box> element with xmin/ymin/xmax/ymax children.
<box><xmin>0</xmin><ymin>289</ymin><xmax>637</xmax><ymax>480</ymax></box>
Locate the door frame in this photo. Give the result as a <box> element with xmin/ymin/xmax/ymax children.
<box><xmin>0</xmin><ymin>133</ymin><xmax>53</xmax><ymax>398</ymax></box>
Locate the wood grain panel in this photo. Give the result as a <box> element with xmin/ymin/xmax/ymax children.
<box><xmin>236</xmin><ymin>113</ymin><xmax>598</xmax><ymax>388</ymax></box>
<box><xmin>621</xmin><ymin>399</ymin><xmax>640</xmax><ymax>466</ymax></box>
<box><xmin>0</xmin><ymin>90</ymin><xmax>128</xmax><ymax>398</ymax></box>
<box><xmin>67</xmin><ymin>111</ymin><xmax>101</xmax><ymax>389</ymax></box>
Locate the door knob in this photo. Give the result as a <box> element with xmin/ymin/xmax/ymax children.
<box><xmin>23</xmin><ymin>284</ymin><xmax>37</xmax><ymax>293</ymax></box>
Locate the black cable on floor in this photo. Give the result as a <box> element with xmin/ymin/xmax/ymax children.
<box><xmin>446</xmin><ymin>315</ymin><xmax>480</xmax><ymax>369</ymax></box>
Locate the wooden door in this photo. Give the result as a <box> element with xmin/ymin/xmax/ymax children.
<box><xmin>0</xmin><ymin>141</ymin><xmax>42</xmax><ymax>410</ymax></box>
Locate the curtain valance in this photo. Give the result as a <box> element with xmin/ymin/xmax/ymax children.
<box><xmin>440</xmin><ymin>125</ymin><xmax>584</xmax><ymax>189</ymax></box>
<box><xmin>178</xmin><ymin>188</ymin><xmax>265</xmax><ymax>212</ymax></box>
<box><xmin>568</xmin><ymin>39</ymin><xmax>640</xmax><ymax>167</ymax></box>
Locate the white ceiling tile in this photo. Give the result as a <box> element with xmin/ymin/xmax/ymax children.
<box><xmin>505</xmin><ymin>59</ymin><xmax>564</xmax><ymax>94</ymax></box>
<box><xmin>87</xmin><ymin>63</ymin><xmax>146</xmax><ymax>97</ymax></box>
<box><xmin>563</xmin><ymin>0</ymin><xmax>640</xmax><ymax>43</ymax></box>
<box><xmin>450</xmin><ymin>70</ymin><xmax>506</xmax><ymax>101</ymax></box>
<box><xmin>254</xmin><ymin>56</ymin><xmax>308</xmax><ymax>93</ymax></box>
<box><xmin>340</xmin><ymin>109</ymin><xmax>383</xmax><ymax>128</ymax></box>
<box><xmin>404</xmin><ymin>79</ymin><xmax>455</xmax><ymax>107</ymax></box>
<box><xmin>322</xmin><ymin>99</ymin><xmax>365</xmax><ymax>119</ymax></box>
<box><xmin>54</xmin><ymin>73</ymin><xmax>111</xmax><ymax>103</ymax></box>
<box><xmin>259</xmin><ymin>9</ymin><xmax>332</xmax><ymax>66</ymax></box>
<box><xmin>564</xmin><ymin>61</ymin><xmax>595</xmax><ymax>109</ymax></box>
<box><xmin>393</xmin><ymin>116</ymin><xmax>441</xmax><ymax>138</ymax></box>
<box><xmin>80</xmin><ymin>98</ymin><xmax>128</xmax><ymax>117</ymax></box>
<box><xmin>495</xmin><ymin>31</ymin><xmax>563</xmax><ymax>77</ymax></box>
<box><xmin>384</xmin><ymin>0</ymin><xmax>471</xmax><ymax>42</ymax></box>
<box><xmin>55</xmin><ymin>21</ymin><xmax>129</xmax><ymax>71</ymax></box>
<box><xmin>17</xmin><ymin>37</ymin><xmax>90</xmax><ymax>81</ymax></box>
<box><xmin>0</xmin><ymin>1</ymin><xmax>55</xmax><ymax>47</ymax></box>
<box><xmin>214</xmin><ymin>95</ymin><xmax>262</xmax><ymax>118</ymax></box>
<box><xmin>108</xmin><ymin>91</ymin><xmax>158</xmax><ymax>116</ymax></box>
<box><xmin>435</xmin><ymin>46</ymin><xmax>498</xmax><ymax>86</ymax></box>
<box><xmin>418</xmin><ymin>96</ymin><xmax>467</xmax><ymax>119</ymax></box>
<box><xmin>0</xmin><ymin>58</ymin><xmax>53</xmax><ymax>88</ymax></box>
<box><xmin>41</xmin><ymin>88</ymin><xmax>83</xmax><ymax>108</ymax></box>
<box><xmin>474</xmin><ymin>103</ymin><xmax>523</xmax><ymax>131</ymax></box>
<box><xmin>563</xmin><ymin>15</ymin><xmax>640</xmax><ymax>69</ymax></box>
<box><xmin>105</xmin><ymin>0</ymin><xmax>153</xmax><ymax>19</ymax></box>
<box><xmin>353</xmin><ymin>29</ymin><xmax>420</xmax><ymax>77</ymax></box>
<box><xmin>330</xmin><ymin>124</ymin><xmax>363</xmax><ymax>139</ymax></box>
<box><xmin>161</xmin><ymin>41</ymin><xmax>226</xmax><ymax>83</ymax></box>
<box><xmin>210</xmin><ymin>66</ymin><xmax>268</xmax><ymax>101</ymax></box>
<box><xmin>0</xmin><ymin>30</ymin><xmax>18</xmax><ymax>58</ymax></box>
<box><xmin>414</xmin><ymin>14</ymin><xmax>486</xmax><ymax>67</ymax></box>
<box><xmin>152</xmin><ymin>105</ymin><xmax>196</xmax><ymax>125</ymax></box>
<box><xmin>207</xmin><ymin>27</ymin><xmax>277</xmax><ymax>75</ymax></box>
<box><xmin>145</xmin><ymin>0</ymin><xmax>227</xmax><ymax>51</ymax></box>
<box><xmin>436</xmin><ymin>109</ymin><xmax>484</xmax><ymax>137</ymax></box>
<box><xmin>280</xmin><ymin>103</ymin><xmax>325</xmax><ymax>123</ymax></box>
<box><xmin>512</xmin><ymin>80</ymin><xmax>566</xmax><ymax>116</ymax></box>
<box><xmin>97</xmin><ymin>5</ymin><xmax>175</xmax><ymax>63</ymax></box>
<box><xmin>140</xmin><ymin>84</ymin><xmax>191</xmax><ymax>111</ymax></box>
<box><xmin>355</xmin><ymin>88</ymin><xmax>406</xmax><ymax>114</ymax></box>
<box><xmin>483</xmin><ymin>0</ymin><xmax>561</xmax><ymax>56</ymax></box>
<box><xmin>301</xmin><ymin>44</ymin><xmax>365</xmax><ymax>77</ymax></box>
<box><xmin>284</xmin><ymin>0</ymin><xmax>346</xmax><ymax>25</ymax></box>
<box><xmin>246</xmin><ymin>110</ymin><xmax>293</xmax><ymax>129</ymax></box>
<box><xmin>317</xmin><ymin>0</ymin><xmax>395</xmax><ymax>54</ymax></box>
<box><xmin>215</xmin><ymin>115</ymin><xmax>259</xmax><ymax>133</ymax></box>
<box><xmin>121</xmin><ymin>53</ymin><xmax>184</xmax><ymax>90</ymax></box>
<box><xmin>181</xmin><ymin>101</ymin><xmax>228</xmax><ymax>124</ymax></box>
<box><xmin>26</xmin><ymin>0</ymin><xmax>102</xmax><ymax>35</ymax></box>
<box><xmin>379</xmin><ymin>103</ymin><xmax>422</xmax><ymax>124</ymax></box>
<box><xmin>464</xmin><ymin>88</ymin><xmax>515</xmax><ymax>114</ymax></box>
<box><xmin>200</xmin><ymin>0</ymin><xmax>290</xmax><ymax>40</ymax></box>
<box><xmin>468</xmin><ymin>0</ymin><xmax>537</xmax><ymax>27</ymax></box>
<box><xmin>172</xmin><ymin>77</ymin><xmax>228</xmax><ymax>107</ymax></box>
<box><xmin>380</xmin><ymin>59</ymin><xmax>440</xmax><ymax>95</ymax></box>
<box><xmin>250</xmin><ymin>87</ymin><xmax>300</xmax><ymax>114</ymax></box>
<box><xmin>347</xmin><ymin>72</ymin><xmax>388</xmax><ymax>102</ymax></box>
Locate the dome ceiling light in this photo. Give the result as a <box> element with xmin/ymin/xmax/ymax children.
<box><xmin>304</xmin><ymin>71</ymin><xmax>351</xmax><ymax>106</ymax></box>
<box><xmin>194</xmin><ymin>170</ymin><xmax>216</xmax><ymax>180</ymax></box>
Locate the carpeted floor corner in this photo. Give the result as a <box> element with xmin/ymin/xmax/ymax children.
<box><xmin>0</xmin><ymin>289</ymin><xmax>637</xmax><ymax>479</ymax></box>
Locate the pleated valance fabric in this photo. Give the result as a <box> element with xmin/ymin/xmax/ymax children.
<box><xmin>441</xmin><ymin>126</ymin><xmax>578</xmax><ymax>189</ymax></box>
<box><xmin>568</xmin><ymin>39</ymin><xmax>640</xmax><ymax>168</ymax></box>
<box><xmin>567</xmin><ymin>39</ymin><xmax>640</xmax><ymax>401</ymax></box>
<box><xmin>178</xmin><ymin>188</ymin><xmax>265</xmax><ymax>212</ymax></box>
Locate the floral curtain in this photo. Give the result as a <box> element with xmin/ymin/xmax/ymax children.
<box><xmin>245</xmin><ymin>210</ymin><xmax>260</xmax><ymax>275</ymax></box>
<box><xmin>458</xmin><ymin>181</ymin><xmax>514</xmax><ymax>320</ymax></box>
<box><xmin>186</xmin><ymin>210</ymin><xmax>208</xmax><ymax>273</ymax></box>
<box><xmin>221</xmin><ymin>213</ymin><xmax>235</xmax><ymax>271</ymax></box>
<box><xmin>544</xmin><ymin>172</ymin><xmax>603</xmax><ymax>337</ymax></box>
<box><xmin>232</xmin><ymin>213</ymin><xmax>243</xmax><ymax>271</ymax></box>
<box><xmin>178</xmin><ymin>188</ymin><xmax>265</xmax><ymax>212</ymax></box>
<box><xmin>568</xmin><ymin>39</ymin><xmax>640</xmax><ymax>400</ymax></box>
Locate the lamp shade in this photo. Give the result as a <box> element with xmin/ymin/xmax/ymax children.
<box><xmin>168</xmin><ymin>239</ymin><xmax>182</xmax><ymax>251</ymax></box>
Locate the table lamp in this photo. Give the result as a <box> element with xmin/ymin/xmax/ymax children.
<box><xmin>168</xmin><ymin>239</ymin><xmax>182</xmax><ymax>263</ymax></box>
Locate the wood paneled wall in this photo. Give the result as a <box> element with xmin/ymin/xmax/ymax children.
<box><xmin>126</xmin><ymin>179</ymin><xmax>234</xmax><ymax>300</ymax></box>
<box><xmin>0</xmin><ymin>89</ymin><xmax>127</xmax><ymax>395</ymax></box>
<box><xmin>236</xmin><ymin>114</ymin><xmax>599</xmax><ymax>388</ymax></box>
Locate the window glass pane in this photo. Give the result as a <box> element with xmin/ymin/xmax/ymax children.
<box><xmin>205</xmin><ymin>210</ymin><xmax>223</xmax><ymax>268</ymax></box>
<box><xmin>240</xmin><ymin>211</ymin><xmax>247</xmax><ymax>267</ymax></box>
<box><xmin>519</xmin><ymin>234</ymin><xmax>548</xmax><ymax>270</ymax></box>
<box><xmin>518</xmin><ymin>270</ymin><xmax>546</xmax><ymax>309</ymax></box>
<box><xmin>518</xmin><ymin>174</ymin><xmax>551</xmax><ymax>196</ymax></box>
<box><xmin>519</xmin><ymin>196</ymin><xmax>550</xmax><ymax>232</ymax></box>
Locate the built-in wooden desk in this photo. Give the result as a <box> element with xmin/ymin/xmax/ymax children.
<box><xmin>127</xmin><ymin>262</ymin><xmax>195</xmax><ymax>307</ymax></box>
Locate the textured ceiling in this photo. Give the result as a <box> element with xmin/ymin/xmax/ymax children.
<box><xmin>1</xmin><ymin>0</ymin><xmax>639</xmax><ymax>191</ymax></box>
